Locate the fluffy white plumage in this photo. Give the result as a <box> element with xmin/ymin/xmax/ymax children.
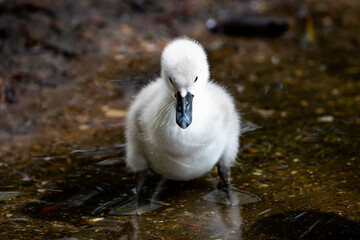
<box><xmin>125</xmin><ymin>37</ymin><xmax>240</xmax><ymax>181</ymax></box>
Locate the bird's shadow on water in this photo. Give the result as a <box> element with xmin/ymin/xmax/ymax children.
<box><xmin>21</xmin><ymin>170</ymin><xmax>133</xmax><ymax>223</ymax></box>
<box><xmin>20</xmin><ymin>154</ymin><xmax>220</xmax><ymax>223</ymax></box>
<box><xmin>249</xmin><ymin>210</ymin><xmax>360</xmax><ymax>240</ymax></box>
<box><xmin>19</xmin><ymin>143</ymin><xmax>132</xmax><ymax>222</ymax></box>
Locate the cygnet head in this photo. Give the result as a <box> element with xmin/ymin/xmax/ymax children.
<box><xmin>161</xmin><ymin>37</ymin><xmax>210</xmax><ymax>129</ymax></box>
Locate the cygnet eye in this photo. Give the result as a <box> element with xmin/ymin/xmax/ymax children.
<box><xmin>169</xmin><ymin>77</ymin><xmax>173</xmax><ymax>83</ymax></box>
<box><xmin>194</xmin><ymin>76</ymin><xmax>198</xmax><ymax>82</ymax></box>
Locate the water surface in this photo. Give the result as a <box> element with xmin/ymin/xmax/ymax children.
<box><xmin>0</xmin><ymin>1</ymin><xmax>360</xmax><ymax>239</ymax></box>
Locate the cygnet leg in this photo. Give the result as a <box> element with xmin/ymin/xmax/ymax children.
<box><xmin>217</xmin><ymin>163</ymin><xmax>234</xmax><ymax>203</ymax></box>
<box><xmin>217</xmin><ymin>163</ymin><xmax>231</xmax><ymax>187</ymax></box>
<box><xmin>135</xmin><ymin>169</ymin><xmax>148</xmax><ymax>195</ymax></box>
<box><xmin>109</xmin><ymin>169</ymin><xmax>165</xmax><ymax>215</ymax></box>
<box><xmin>134</xmin><ymin>169</ymin><xmax>148</xmax><ymax>215</ymax></box>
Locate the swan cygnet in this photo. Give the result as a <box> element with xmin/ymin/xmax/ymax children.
<box><xmin>125</xmin><ymin>37</ymin><xmax>240</xmax><ymax>204</ymax></box>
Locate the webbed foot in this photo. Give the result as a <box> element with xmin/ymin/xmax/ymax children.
<box><xmin>202</xmin><ymin>163</ymin><xmax>261</xmax><ymax>205</ymax></box>
<box><xmin>109</xmin><ymin>196</ymin><xmax>165</xmax><ymax>215</ymax></box>
<box><xmin>201</xmin><ymin>187</ymin><xmax>261</xmax><ymax>206</ymax></box>
<box><xmin>110</xmin><ymin>171</ymin><xmax>167</xmax><ymax>215</ymax></box>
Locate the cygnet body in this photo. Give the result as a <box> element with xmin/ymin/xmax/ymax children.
<box><xmin>126</xmin><ymin>38</ymin><xmax>240</xmax><ymax>184</ymax></box>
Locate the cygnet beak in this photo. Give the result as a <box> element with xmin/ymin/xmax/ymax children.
<box><xmin>176</xmin><ymin>92</ymin><xmax>193</xmax><ymax>129</ymax></box>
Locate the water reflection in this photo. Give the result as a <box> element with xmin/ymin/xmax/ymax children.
<box><xmin>124</xmin><ymin>176</ymin><xmax>246</xmax><ymax>240</ymax></box>
<box><xmin>200</xmin><ymin>178</ymin><xmax>244</xmax><ymax>239</ymax></box>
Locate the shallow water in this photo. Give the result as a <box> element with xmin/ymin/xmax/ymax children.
<box><xmin>1</xmin><ymin>1</ymin><xmax>360</xmax><ymax>239</ymax></box>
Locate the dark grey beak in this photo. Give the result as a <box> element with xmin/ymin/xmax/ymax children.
<box><xmin>176</xmin><ymin>92</ymin><xmax>193</xmax><ymax>129</ymax></box>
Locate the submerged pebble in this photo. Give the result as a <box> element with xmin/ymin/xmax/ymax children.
<box><xmin>317</xmin><ymin>115</ymin><xmax>334</xmax><ymax>122</ymax></box>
